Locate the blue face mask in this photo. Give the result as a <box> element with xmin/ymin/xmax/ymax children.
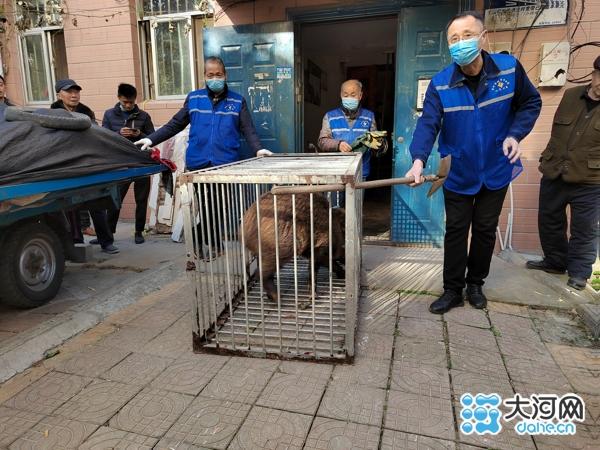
<box><xmin>206</xmin><ymin>78</ymin><xmax>225</xmax><ymax>92</ymax></box>
<box><xmin>449</xmin><ymin>37</ymin><xmax>481</xmax><ymax>66</ymax></box>
<box><xmin>342</xmin><ymin>97</ymin><xmax>359</xmax><ymax>111</ymax></box>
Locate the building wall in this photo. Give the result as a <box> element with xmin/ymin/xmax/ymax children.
<box><xmin>1</xmin><ymin>1</ymin><xmax>598</xmax><ymax>251</ymax></box>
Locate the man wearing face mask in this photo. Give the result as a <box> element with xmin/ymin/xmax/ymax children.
<box><xmin>103</xmin><ymin>83</ymin><xmax>155</xmax><ymax>244</ymax></box>
<box><xmin>405</xmin><ymin>11</ymin><xmax>541</xmax><ymax>314</ymax></box>
<box><xmin>135</xmin><ymin>56</ymin><xmax>268</xmax><ymax>258</ymax></box>
<box><xmin>526</xmin><ymin>56</ymin><xmax>600</xmax><ymax>291</ymax></box>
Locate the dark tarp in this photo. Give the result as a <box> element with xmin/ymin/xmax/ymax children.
<box><xmin>0</xmin><ymin>116</ymin><xmax>165</xmax><ymax>186</ymax></box>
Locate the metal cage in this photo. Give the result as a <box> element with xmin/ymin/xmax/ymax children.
<box><xmin>180</xmin><ymin>153</ymin><xmax>362</xmax><ymax>362</ymax></box>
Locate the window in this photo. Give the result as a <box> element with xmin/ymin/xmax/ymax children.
<box><xmin>139</xmin><ymin>1</ymin><xmax>212</xmax><ymax>99</ymax></box>
<box><xmin>16</xmin><ymin>1</ymin><xmax>67</xmax><ymax>104</ymax></box>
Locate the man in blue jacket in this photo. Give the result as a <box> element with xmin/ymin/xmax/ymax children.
<box><xmin>103</xmin><ymin>83</ymin><xmax>155</xmax><ymax>244</ymax></box>
<box><xmin>405</xmin><ymin>11</ymin><xmax>541</xmax><ymax>314</ymax></box>
<box><xmin>136</xmin><ymin>56</ymin><xmax>268</xmax><ymax>256</ymax></box>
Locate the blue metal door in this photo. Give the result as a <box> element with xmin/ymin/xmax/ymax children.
<box><xmin>391</xmin><ymin>4</ymin><xmax>456</xmax><ymax>246</ymax></box>
<box><xmin>203</xmin><ymin>22</ymin><xmax>295</xmax><ymax>158</ymax></box>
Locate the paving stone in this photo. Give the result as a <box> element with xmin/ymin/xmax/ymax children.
<box><xmin>446</xmin><ymin>322</ymin><xmax>496</xmax><ymax>350</ymax></box>
<box><xmin>548</xmin><ymin>344</ymin><xmax>600</xmax><ymax>370</ymax></box>
<box><xmin>256</xmin><ymin>362</ymin><xmax>331</xmax><ymax>415</ymax></box>
<box><xmin>358</xmin><ymin>289</ymin><xmax>398</xmax><ymax>316</ymax></box>
<box><xmin>358</xmin><ymin>313</ymin><xmax>396</xmax><ymax>335</ymax></box>
<box><xmin>561</xmin><ymin>366</ymin><xmax>599</xmax><ymax>395</ymax></box>
<box><xmin>79</xmin><ymin>426</ymin><xmax>158</xmax><ymax>450</ymax></box>
<box><xmin>496</xmin><ymin>333</ymin><xmax>554</xmax><ymax>362</ymax></box>
<box><xmin>487</xmin><ymin>302</ymin><xmax>530</xmax><ymax>318</ymax></box>
<box><xmin>504</xmin><ymin>356</ymin><xmax>571</xmax><ymax>387</ymax></box>
<box><xmin>228</xmin><ymin>406</ymin><xmax>311</xmax><ymax>450</ymax></box>
<box><xmin>126</xmin><ymin>308</ymin><xmax>185</xmax><ymax>331</ymax></box>
<box><xmin>304</xmin><ymin>417</ymin><xmax>380</xmax><ymax>450</ymax></box>
<box><xmin>444</xmin><ymin>307</ymin><xmax>490</xmax><ymax>328</ymax></box>
<box><xmin>102</xmin><ymin>353</ymin><xmax>172</xmax><ymax>386</ymax></box>
<box><xmin>397</xmin><ymin>295</ymin><xmax>441</xmax><ymax>321</ymax></box>
<box><xmin>138</xmin><ymin>318</ymin><xmax>192</xmax><ymax>359</ymax></box>
<box><xmin>579</xmin><ymin>393</ymin><xmax>600</xmax><ymax>425</ymax></box>
<box><xmin>8</xmin><ymin>416</ymin><xmax>98</xmax><ymax>449</ymax></box>
<box><xmin>396</xmin><ymin>317</ymin><xmax>444</xmax><ymax>342</ymax></box>
<box><xmin>201</xmin><ymin>357</ymin><xmax>278</xmax><ymax>404</ymax></box>
<box><xmin>99</xmin><ymin>326</ymin><xmax>163</xmax><ymax>353</ymax></box>
<box><xmin>393</xmin><ymin>339</ymin><xmax>447</xmax><ymax>366</ymax></box>
<box><xmin>450</xmin><ymin>369</ymin><xmax>514</xmax><ymax>399</ymax></box>
<box><xmin>331</xmin><ymin>356</ymin><xmax>390</xmax><ymax>389</ymax></box>
<box><xmin>385</xmin><ymin>390</ymin><xmax>454</xmax><ymax>440</ymax></box>
<box><xmin>488</xmin><ymin>312</ymin><xmax>539</xmax><ymax>339</ymax></box>
<box><xmin>355</xmin><ymin>332</ymin><xmax>394</xmax><ymax>360</ymax></box>
<box><xmin>151</xmin><ymin>354</ymin><xmax>228</xmax><ymax>395</ymax></box>
<box><xmin>448</xmin><ymin>343</ymin><xmax>507</xmax><ymax>378</ymax></box>
<box><xmin>3</xmin><ymin>371</ymin><xmax>91</xmax><ymax>415</ymax></box>
<box><xmin>390</xmin><ymin>360</ymin><xmax>451</xmax><ymax>399</ymax></box>
<box><xmin>161</xmin><ymin>396</ymin><xmax>250</xmax><ymax>449</ymax></box>
<box><xmin>0</xmin><ymin>407</ymin><xmax>44</xmax><ymax>448</ymax></box>
<box><xmin>55</xmin><ymin>380</ymin><xmax>141</xmax><ymax>425</ymax></box>
<box><xmin>532</xmin><ymin>423</ymin><xmax>599</xmax><ymax>450</ymax></box>
<box><xmin>317</xmin><ymin>381</ymin><xmax>385</xmax><ymax>426</ymax></box>
<box><xmin>55</xmin><ymin>345</ymin><xmax>130</xmax><ymax>378</ymax></box>
<box><xmin>154</xmin><ymin>441</ymin><xmax>210</xmax><ymax>450</ymax></box>
<box><xmin>380</xmin><ymin>429</ymin><xmax>458</xmax><ymax>449</ymax></box>
<box><xmin>458</xmin><ymin>425</ymin><xmax>536</xmax><ymax>450</ymax></box>
<box><xmin>530</xmin><ymin>309</ymin><xmax>593</xmax><ymax>347</ymax></box>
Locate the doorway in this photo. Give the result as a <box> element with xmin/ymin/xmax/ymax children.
<box><xmin>300</xmin><ymin>16</ymin><xmax>397</xmax><ymax>240</ymax></box>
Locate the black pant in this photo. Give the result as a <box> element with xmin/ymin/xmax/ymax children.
<box><xmin>70</xmin><ymin>209</ymin><xmax>113</xmax><ymax>247</ymax></box>
<box><xmin>538</xmin><ymin>177</ymin><xmax>600</xmax><ymax>279</ymax></box>
<box><xmin>443</xmin><ymin>185</ymin><xmax>508</xmax><ymax>293</ymax></box>
<box><xmin>107</xmin><ymin>177</ymin><xmax>151</xmax><ymax>234</ymax></box>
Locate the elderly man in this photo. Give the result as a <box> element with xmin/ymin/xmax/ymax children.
<box><xmin>51</xmin><ymin>79</ymin><xmax>119</xmax><ymax>255</ymax></box>
<box><xmin>136</xmin><ymin>56</ymin><xmax>269</xmax><ymax>258</ymax></box>
<box><xmin>527</xmin><ymin>56</ymin><xmax>600</xmax><ymax>290</ymax></box>
<box><xmin>405</xmin><ymin>11</ymin><xmax>542</xmax><ymax>313</ymax></box>
<box><xmin>319</xmin><ymin>79</ymin><xmax>377</xmax><ymax>186</ymax></box>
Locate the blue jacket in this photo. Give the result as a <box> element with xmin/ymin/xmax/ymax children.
<box><xmin>327</xmin><ymin>107</ymin><xmax>374</xmax><ymax>178</ymax></box>
<box><xmin>102</xmin><ymin>103</ymin><xmax>155</xmax><ymax>142</ymax></box>
<box><xmin>147</xmin><ymin>86</ymin><xmax>262</xmax><ymax>170</ymax></box>
<box><xmin>410</xmin><ymin>52</ymin><xmax>542</xmax><ymax>195</ymax></box>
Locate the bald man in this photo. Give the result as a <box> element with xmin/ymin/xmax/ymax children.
<box><xmin>319</xmin><ymin>79</ymin><xmax>377</xmax><ymax>198</ymax></box>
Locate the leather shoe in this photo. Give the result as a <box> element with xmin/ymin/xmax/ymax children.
<box><xmin>466</xmin><ymin>284</ymin><xmax>487</xmax><ymax>309</ymax></box>
<box><xmin>134</xmin><ymin>233</ymin><xmax>145</xmax><ymax>244</ymax></box>
<box><xmin>567</xmin><ymin>277</ymin><xmax>586</xmax><ymax>291</ymax></box>
<box><xmin>526</xmin><ymin>259</ymin><xmax>565</xmax><ymax>274</ymax></box>
<box><xmin>429</xmin><ymin>290</ymin><xmax>464</xmax><ymax>314</ymax></box>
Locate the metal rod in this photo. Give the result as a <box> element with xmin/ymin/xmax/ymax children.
<box><xmin>192</xmin><ymin>182</ymin><xmax>207</xmax><ymax>334</ymax></box>
<box><xmin>239</xmin><ymin>184</ymin><xmax>250</xmax><ymax>349</ymax></box>
<box><xmin>273</xmin><ymin>194</ymin><xmax>283</xmax><ymax>353</ymax></box>
<box><xmin>309</xmin><ymin>192</ymin><xmax>316</xmax><ymax>357</ymax></box>
<box><xmin>255</xmin><ymin>184</ymin><xmax>266</xmax><ymax>351</ymax></box>
<box><xmin>292</xmin><ymin>192</ymin><xmax>299</xmax><ymax>355</ymax></box>
<box><xmin>222</xmin><ymin>183</ymin><xmax>235</xmax><ymax>350</ymax></box>
<box><xmin>204</xmin><ymin>183</ymin><xmax>218</xmax><ymax>346</ymax></box>
<box><xmin>328</xmin><ymin>192</ymin><xmax>334</xmax><ymax>356</ymax></box>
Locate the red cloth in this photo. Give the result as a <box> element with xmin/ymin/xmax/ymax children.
<box><xmin>150</xmin><ymin>148</ymin><xmax>177</xmax><ymax>172</ymax></box>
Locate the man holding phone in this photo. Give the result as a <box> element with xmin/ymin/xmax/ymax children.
<box><xmin>103</xmin><ymin>83</ymin><xmax>155</xmax><ymax>244</ymax></box>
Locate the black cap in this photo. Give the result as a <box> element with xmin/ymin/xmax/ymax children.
<box><xmin>55</xmin><ymin>79</ymin><xmax>82</xmax><ymax>93</ymax></box>
<box><xmin>594</xmin><ymin>55</ymin><xmax>600</xmax><ymax>71</ymax></box>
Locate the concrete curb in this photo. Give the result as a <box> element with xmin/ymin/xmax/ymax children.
<box><xmin>0</xmin><ymin>258</ymin><xmax>184</xmax><ymax>383</ymax></box>
<box><xmin>576</xmin><ymin>304</ymin><xmax>600</xmax><ymax>340</ymax></box>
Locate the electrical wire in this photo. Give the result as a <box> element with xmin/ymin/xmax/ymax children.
<box><xmin>570</xmin><ymin>0</ymin><xmax>585</xmax><ymax>40</ymax></box>
<box><xmin>515</xmin><ymin>3</ymin><xmax>547</xmax><ymax>59</ymax></box>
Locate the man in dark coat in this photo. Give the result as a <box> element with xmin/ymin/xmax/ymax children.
<box><xmin>103</xmin><ymin>83</ymin><xmax>155</xmax><ymax>244</ymax></box>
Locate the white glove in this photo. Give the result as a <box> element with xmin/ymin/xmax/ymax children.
<box><xmin>134</xmin><ymin>138</ymin><xmax>153</xmax><ymax>151</ymax></box>
<box><xmin>256</xmin><ymin>149</ymin><xmax>273</xmax><ymax>157</ymax></box>
<box><xmin>405</xmin><ymin>159</ymin><xmax>425</xmax><ymax>186</ymax></box>
<box><xmin>502</xmin><ymin>136</ymin><xmax>521</xmax><ymax>164</ymax></box>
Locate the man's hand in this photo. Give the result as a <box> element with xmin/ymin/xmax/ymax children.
<box><xmin>120</xmin><ymin>127</ymin><xmax>141</xmax><ymax>138</ymax></box>
<box><xmin>134</xmin><ymin>138</ymin><xmax>153</xmax><ymax>151</ymax></box>
<box><xmin>503</xmin><ymin>136</ymin><xmax>521</xmax><ymax>164</ymax></box>
<box><xmin>256</xmin><ymin>149</ymin><xmax>273</xmax><ymax>157</ymax></box>
<box><xmin>405</xmin><ymin>159</ymin><xmax>425</xmax><ymax>187</ymax></box>
<box><xmin>339</xmin><ymin>141</ymin><xmax>353</xmax><ymax>153</ymax></box>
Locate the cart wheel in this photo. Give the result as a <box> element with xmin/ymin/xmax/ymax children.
<box><xmin>0</xmin><ymin>222</ymin><xmax>65</xmax><ymax>308</ymax></box>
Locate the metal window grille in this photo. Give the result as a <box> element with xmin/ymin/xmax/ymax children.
<box><xmin>180</xmin><ymin>154</ymin><xmax>362</xmax><ymax>362</ymax></box>
<box><xmin>142</xmin><ymin>0</ymin><xmax>211</xmax><ymax>16</ymax></box>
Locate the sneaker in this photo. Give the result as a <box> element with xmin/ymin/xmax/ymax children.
<box><xmin>89</xmin><ymin>238</ymin><xmax>99</xmax><ymax>245</ymax></box>
<box><xmin>101</xmin><ymin>244</ymin><xmax>120</xmax><ymax>254</ymax></box>
<box><xmin>567</xmin><ymin>277</ymin><xmax>587</xmax><ymax>291</ymax></box>
<box><xmin>135</xmin><ymin>233</ymin><xmax>145</xmax><ymax>244</ymax></box>
<box><xmin>525</xmin><ymin>259</ymin><xmax>565</xmax><ymax>274</ymax></box>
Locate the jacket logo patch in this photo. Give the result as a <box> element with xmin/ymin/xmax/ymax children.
<box><xmin>225</xmin><ymin>104</ymin><xmax>235</xmax><ymax>111</ymax></box>
<box><xmin>362</xmin><ymin>120</ymin><xmax>369</xmax><ymax>127</ymax></box>
<box><xmin>491</xmin><ymin>78</ymin><xmax>510</xmax><ymax>93</ymax></box>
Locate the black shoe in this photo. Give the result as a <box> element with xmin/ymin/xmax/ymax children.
<box><xmin>525</xmin><ymin>259</ymin><xmax>565</xmax><ymax>274</ymax></box>
<box><xmin>567</xmin><ymin>277</ymin><xmax>586</xmax><ymax>291</ymax></box>
<box><xmin>429</xmin><ymin>290</ymin><xmax>464</xmax><ymax>314</ymax></box>
<box><xmin>101</xmin><ymin>244</ymin><xmax>120</xmax><ymax>254</ymax></box>
<box><xmin>466</xmin><ymin>284</ymin><xmax>487</xmax><ymax>309</ymax></box>
<box><xmin>89</xmin><ymin>238</ymin><xmax>99</xmax><ymax>245</ymax></box>
<box><xmin>135</xmin><ymin>233</ymin><xmax>145</xmax><ymax>244</ymax></box>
